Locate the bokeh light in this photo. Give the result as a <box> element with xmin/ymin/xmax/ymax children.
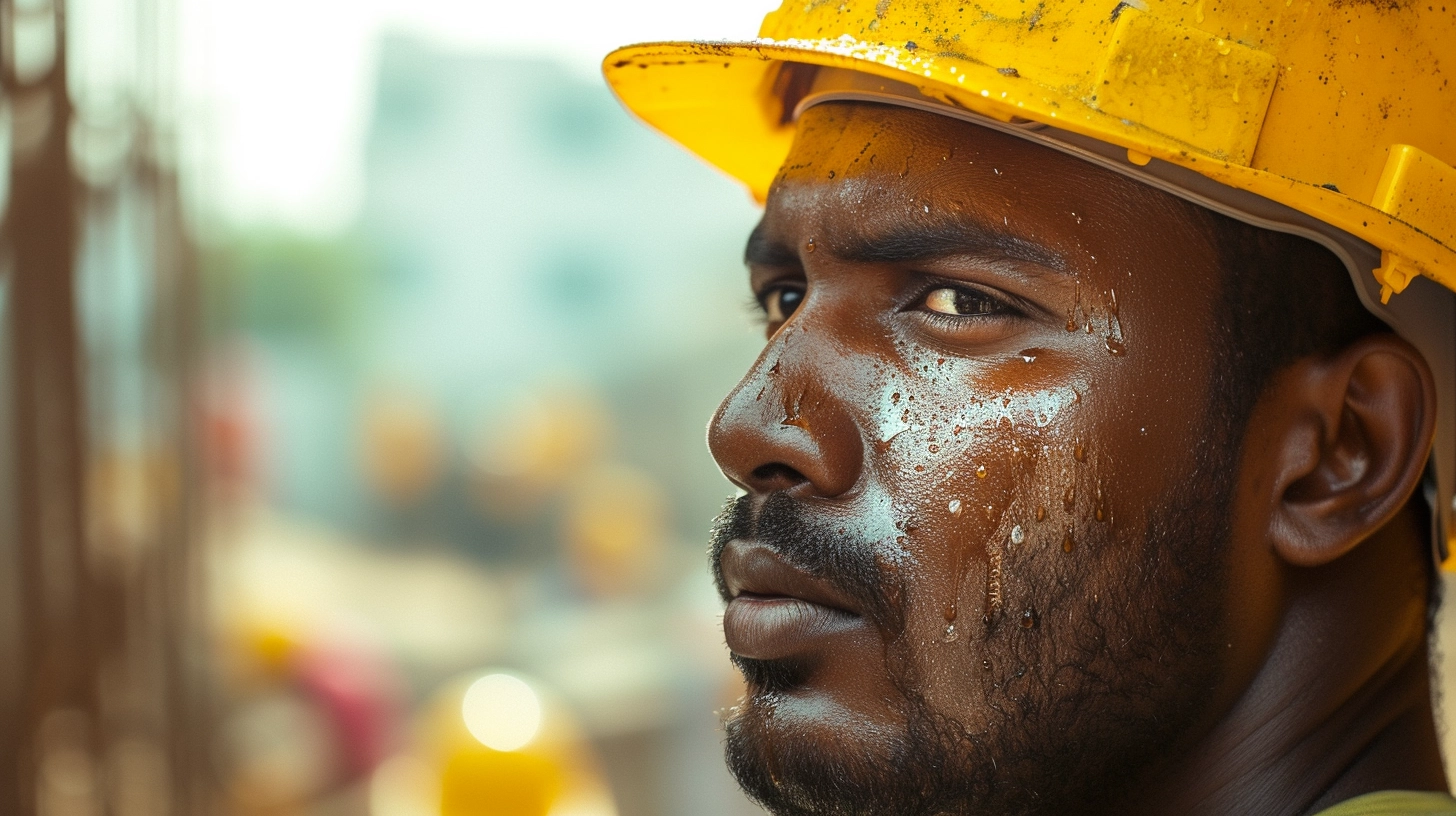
<box><xmin>462</xmin><ymin>674</ymin><xmax>544</xmax><ymax>753</ymax></box>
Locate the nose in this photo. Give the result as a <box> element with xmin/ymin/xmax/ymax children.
<box><xmin>707</xmin><ymin>340</ymin><xmax>864</xmax><ymax>499</ymax></box>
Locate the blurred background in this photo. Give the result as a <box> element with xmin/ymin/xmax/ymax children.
<box><xmin>0</xmin><ymin>0</ymin><xmax>782</xmax><ymax>813</ymax></box>
<box><xmin>7</xmin><ymin>2</ymin><xmax>1456</xmax><ymax>815</ymax></box>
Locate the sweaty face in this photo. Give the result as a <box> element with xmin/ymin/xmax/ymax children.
<box><xmin>706</xmin><ymin>104</ymin><xmax>1244</xmax><ymax>815</ymax></box>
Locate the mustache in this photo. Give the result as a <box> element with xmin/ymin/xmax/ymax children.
<box><xmin>709</xmin><ymin>493</ymin><xmax>904</xmax><ymax>632</ymax></box>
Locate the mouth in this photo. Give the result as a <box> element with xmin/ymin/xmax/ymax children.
<box><xmin>719</xmin><ymin>540</ymin><xmax>868</xmax><ymax>661</ymax></box>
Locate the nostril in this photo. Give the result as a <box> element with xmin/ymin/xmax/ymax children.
<box><xmin>750</xmin><ymin>463</ymin><xmax>809</xmax><ymax>491</ymax></box>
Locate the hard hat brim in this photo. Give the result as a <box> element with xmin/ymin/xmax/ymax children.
<box><xmin>603</xmin><ymin>39</ymin><xmax>1455</xmax><ymax>293</ymax></box>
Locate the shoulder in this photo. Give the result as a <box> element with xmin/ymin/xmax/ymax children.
<box><xmin>1314</xmin><ymin>791</ymin><xmax>1456</xmax><ymax>816</ymax></box>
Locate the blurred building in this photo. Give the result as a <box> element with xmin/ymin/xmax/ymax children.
<box><xmin>246</xmin><ymin>37</ymin><xmax>764</xmax><ymax>537</ymax></box>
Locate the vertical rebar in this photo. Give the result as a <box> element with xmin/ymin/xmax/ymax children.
<box><xmin>1</xmin><ymin>0</ymin><xmax>93</xmax><ymax>814</ymax></box>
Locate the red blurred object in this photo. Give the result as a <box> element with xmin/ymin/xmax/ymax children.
<box><xmin>293</xmin><ymin>645</ymin><xmax>405</xmax><ymax>781</ymax></box>
<box><xmin>204</xmin><ymin>345</ymin><xmax>264</xmax><ymax>498</ymax></box>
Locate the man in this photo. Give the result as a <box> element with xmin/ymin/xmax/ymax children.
<box><xmin>605</xmin><ymin>1</ymin><xmax>1456</xmax><ymax>814</ymax></box>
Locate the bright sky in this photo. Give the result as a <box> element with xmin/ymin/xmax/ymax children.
<box><xmin>177</xmin><ymin>0</ymin><xmax>777</xmax><ymax>234</ymax></box>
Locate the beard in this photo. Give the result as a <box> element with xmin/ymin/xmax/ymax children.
<box><xmin>709</xmin><ymin>438</ymin><xmax>1234</xmax><ymax>816</ymax></box>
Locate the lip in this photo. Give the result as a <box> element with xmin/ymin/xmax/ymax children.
<box><xmin>719</xmin><ymin>540</ymin><xmax>867</xmax><ymax>660</ymax></box>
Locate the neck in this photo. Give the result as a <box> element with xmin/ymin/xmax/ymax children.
<box><xmin>1130</xmin><ymin>506</ymin><xmax>1448</xmax><ymax>816</ymax></box>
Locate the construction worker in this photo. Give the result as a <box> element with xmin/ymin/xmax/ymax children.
<box><xmin>606</xmin><ymin>2</ymin><xmax>1456</xmax><ymax>814</ymax></box>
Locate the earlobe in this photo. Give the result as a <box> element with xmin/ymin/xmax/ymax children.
<box><xmin>1265</xmin><ymin>335</ymin><xmax>1436</xmax><ymax>567</ymax></box>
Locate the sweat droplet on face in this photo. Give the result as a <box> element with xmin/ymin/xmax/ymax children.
<box><xmin>948</xmin><ymin>499</ymin><xmax>963</xmax><ymax>516</ymax></box>
<box><xmin>976</xmin><ymin>465</ymin><xmax>987</xmax><ymax>479</ymax></box>
<box><xmin>1010</xmin><ymin>525</ymin><xmax>1024</xmax><ymax>545</ymax></box>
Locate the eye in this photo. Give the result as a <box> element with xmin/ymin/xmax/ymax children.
<box><xmin>763</xmin><ymin>286</ymin><xmax>805</xmax><ymax>324</ymax></box>
<box><xmin>922</xmin><ymin>286</ymin><xmax>1000</xmax><ymax>316</ymax></box>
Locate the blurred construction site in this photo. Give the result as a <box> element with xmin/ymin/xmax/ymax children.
<box><xmin>17</xmin><ymin>1</ymin><xmax>1456</xmax><ymax>814</ymax></box>
<box><xmin>0</xmin><ymin>1</ymin><xmax>776</xmax><ymax>813</ymax></box>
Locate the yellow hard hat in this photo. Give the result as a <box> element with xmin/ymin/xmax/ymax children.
<box><xmin>603</xmin><ymin>0</ymin><xmax>1456</xmax><ymax>565</ymax></box>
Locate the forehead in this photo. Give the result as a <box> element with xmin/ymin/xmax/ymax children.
<box><xmin>760</xmin><ymin>103</ymin><xmax>1225</xmax><ymax>299</ymax></box>
<box><xmin>765</xmin><ymin>103</ymin><xmax>1206</xmax><ymax>243</ymax></box>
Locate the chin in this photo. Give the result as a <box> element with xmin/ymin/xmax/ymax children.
<box><xmin>722</xmin><ymin>704</ymin><xmax>951</xmax><ymax>816</ymax></box>
<box><xmin>723</xmin><ymin>660</ymin><xmax>933</xmax><ymax>816</ymax></box>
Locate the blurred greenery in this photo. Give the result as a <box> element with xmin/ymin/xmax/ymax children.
<box><xmin>203</xmin><ymin>231</ymin><xmax>373</xmax><ymax>350</ymax></box>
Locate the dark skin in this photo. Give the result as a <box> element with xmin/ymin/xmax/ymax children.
<box><xmin>707</xmin><ymin>103</ymin><xmax>1446</xmax><ymax>815</ymax></box>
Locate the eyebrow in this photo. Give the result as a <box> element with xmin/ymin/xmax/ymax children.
<box><xmin>745</xmin><ymin>216</ymin><xmax>1069</xmax><ymax>273</ymax></box>
<box><xmin>744</xmin><ymin>222</ymin><xmax>799</xmax><ymax>268</ymax></box>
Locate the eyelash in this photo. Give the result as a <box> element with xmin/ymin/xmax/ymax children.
<box><xmin>748</xmin><ymin>294</ymin><xmax>770</xmax><ymax>323</ymax></box>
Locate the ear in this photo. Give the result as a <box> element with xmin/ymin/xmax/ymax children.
<box><xmin>1263</xmin><ymin>334</ymin><xmax>1437</xmax><ymax>567</ymax></box>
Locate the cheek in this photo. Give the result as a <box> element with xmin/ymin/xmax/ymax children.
<box><xmin>861</xmin><ymin>357</ymin><xmax>1124</xmax><ymax>638</ymax></box>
